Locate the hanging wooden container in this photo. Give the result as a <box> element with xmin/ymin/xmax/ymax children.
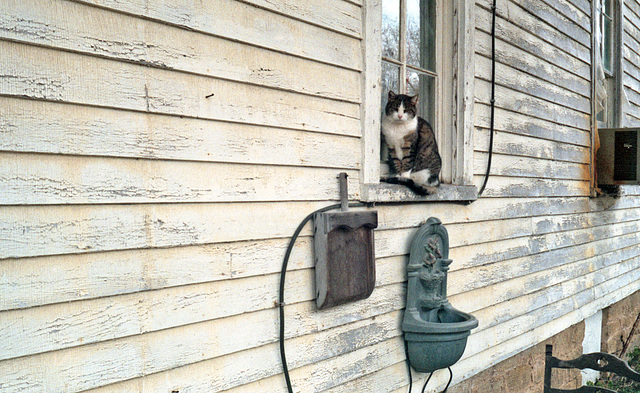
<box><xmin>313</xmin><ymin>173</ymin><xmax>378</xmax><ymax>309</ymax></box>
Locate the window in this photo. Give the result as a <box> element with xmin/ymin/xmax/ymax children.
<box><xmin>593</xmin><ymin>0</ymin><xmax>637</xmax><ymax>130</ymax></box>
<box><xmin>591</xmin><ymin>0</ymin><xmax>635</xmax><ymax>194</ymax></box>
<box><xmin>361</xmin><ymin>0</ymin><xmax>476</xmax><ymax>202</ymax></box>
<box><xmin>594</xmin><ymin>0</ymin><xmax>621</xmax><ymax>128</ymax></box>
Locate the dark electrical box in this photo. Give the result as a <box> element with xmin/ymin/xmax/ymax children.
<box><xmin>597</xmin><ymin>128</ymin><xmax>640</xmax><ymax>185</ymax></box>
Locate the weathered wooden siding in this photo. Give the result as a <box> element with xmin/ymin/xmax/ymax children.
<box><xmin>0</xmin><ymin>0</ymin><xmax>366</xmax><ymax>391</ymax></box>
<box><xmin>623</xmin><ymin>0</ymin><xmax>640</xmax><ymax>124</ymax></box>
<box><xmin>2</xmin><ymin>0</ymin><xmax>640</xmax><ymax>392</ymax></box>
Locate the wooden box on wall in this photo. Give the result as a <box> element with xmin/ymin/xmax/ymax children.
<box><xmin>313</xmin><ymin>210</ymin><xmax>378</xmax><ymax>309</ymax></box>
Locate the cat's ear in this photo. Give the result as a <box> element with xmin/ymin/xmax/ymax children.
<box><xmin>410</xmin><ymin>94</ymin><xmax>419</xmax><ymax>106</ymax></box>
<box><xmin>388</xmin><ymin>91</ymin><xmax>397</xmax><ymax>100</ymax></box>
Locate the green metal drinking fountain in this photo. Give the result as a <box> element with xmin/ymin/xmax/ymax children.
<box><xmin>402</xmin><ymin>217</ymin><xmax>478</xmax><ymax>373</ymax></box>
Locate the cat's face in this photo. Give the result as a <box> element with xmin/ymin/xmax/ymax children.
<box><xmin>385</xmin><ymin>91</ymin><xmax>419</xmax><ymax>122</ymax></box>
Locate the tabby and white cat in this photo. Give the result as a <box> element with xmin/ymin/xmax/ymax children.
<box><xmin>381</xmin><ymin>91</ymin><xmax>442</xmax><ymax>195</ymax></box>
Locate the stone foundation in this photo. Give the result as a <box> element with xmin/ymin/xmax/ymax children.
<box><xmin>448</xmin><ymin>289</ymin><xmax>640</xmax><ymax>393</ymax></box>
<box><xmin>449</xmin><ymin>322</ymin><xmax>584</xmax><ymax>393</ymax></box>
<box><xmin>601</xmin><ymin>289</ymin><xmax>640</xmax><ymax>358</ymax></box>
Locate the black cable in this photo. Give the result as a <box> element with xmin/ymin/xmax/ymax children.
<box><xmin>478</xmin><ymin>0</ymin><xmax>497</xmax><ymax>197</ymax></box>
<box><xmin>405</xmin><ymin>339</ymin><xmax>413</xmax><ymax>393</ymax></box>
<box><xmin>278</xmin><ymin>202</ymin><xmax>366</xmax><ymax>393</ymax></box>
<box><xmin>420</xmin><ymin>367</ymin><xmax>453</xmax><ymax>393</ymax></box>
<box><xmin>421</xmin><ymin>372</ymin><xmax>434</xmax><ymax>393</ymax></box>
<box><xmin>442</xmin><ymin>367</ymin><xmax>454</xmax><ymax>392</ymax></box>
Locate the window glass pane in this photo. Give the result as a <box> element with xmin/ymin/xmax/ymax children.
<box><xmin>407</xmin><ymin>0</ymin><xmax>436</xmax><ymax>71</ymax></box>
<box><xmin>380</xmin><ymin>62</ymin><xmax>401</xmax><ymax>165</ymax></box>
<box><xmin>382</xmin><ymin>61</ymin><xmax>400</xmax><ymax>105</ymax></box>
<box><xmin>604</xmin><ymin>0</ymin><xmax>612</xmax><ymax>16</ymax></box>
<box><xmin>603</xmin><ymin>16</ymin><xmax>613</xmax><ymax>74</ymax></box>
<box><xmin>382</xmin><ymin>0</ymin><xmax>400</xmax><ymax>60</ymax></box>
<box><xmin>406</xmin><ymin>71</ymin><xmax>436</xmax><ymax>125</ymax></box>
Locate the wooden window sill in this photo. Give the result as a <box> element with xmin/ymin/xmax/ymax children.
<box><xmin>361</xmin><ymin>183</ymin><xmax>478</xmax><ymax>203</ymax></box>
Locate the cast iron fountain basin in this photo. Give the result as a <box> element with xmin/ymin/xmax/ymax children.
<box><xmin>403</xmin><ymin>303</ymin><xmax>477</xmax><ymax>373</ymax></box>
<box><xmin>402</xmin><ymin>218</ymin><xmax>478</xmax><ymax>373</ymax></box>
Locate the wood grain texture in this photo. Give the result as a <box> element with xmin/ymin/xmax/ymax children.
<box><xmin>2</xmin><ymin>214</ymin><xmax>639</xmax><ymax>392</ymax></box>
<box><xmin>236</xmin><ymin>0</ymin><xmax>363</xmax><ymax>38</ymax></box>
<box><xmin>0</xmin><ymin>41</ymin><xmax>361</xmax><ymax>137</ymax></box>
<box><xmin>219</xmin><ymin>338</ymin><xmax>405</xmax><ymax>393</ymax></box>
<box><xmin>0</xmin><ymin>98</ymin><xmax>362</xmax><ymax>168</ymax></box>
<box><xmin>4</xmin><ymin>212</ymin><xmax>637</xmax><ymax>362</ymax></box>
<box><xmin>475</xmin><ymin>79</ymin><xmax>591</xmax><ymax>132</ymax></box>
<box><xmin>8</xmin><ymin>263</ymin><xmax>637</xmax><ymax>393</ymax></box>
<box><xmin>475</xmin><ymin>28</ymin><xmax>590</xmax><ymax>100</ymax></box>
<box><xmin>457</xmin><ymin>275</ymin><xmax>640</xmax><ymax>381</ymax></box>
<box><xmin>0</xmin><ymin>0</ymin><xmax>361</xmax><ymax>103</ymax></box>
<box><xmin>70</xmin><ymin>0</ymin><xmax>363</xmax><ymax>69</ymax></box>
<box><xmin>451</xmin><ymin>210</ymin><xmax>640</xmax><ymax>271</ymax></box>
<box><xmin>0</xmin><ymin>152</ymin><xmax>361</xmax><ymax>204</ymax></box>
<box><xmin>5</xmin><ymin>196</ymin><xmax>635</xmax><ymax>311</ymax></box>
<box><xmin>474</xmin><ymin>103</ymin><xmax>592</xmax><ymax>147</ymax></box>
<box><xmin>472</xmin><ymin>175</ymin><xmax>591</xmax><ymax>197</ymax></box>
<box><xmin>625</xmin><ymin>0</ymin><xmax>640</xmax><ymax>35</ymax></box>
<box><xmin>0</xmin><ymin>264</ymin><xmax>405</xmax><ymax>362</ymax></box>
<box><xmin>451</xmin><ymin>239</ymin><xmax>638</xmax><ymax>328</ymax></box>
<box><xmin>0</xmin><ymin>202</ymin><xmax>362</xmax><ymax>259</ymax></box>
<box><xmin>0</xmin><ymin>308</ymin><xmax>405</xmax><ymax>392</ymax></box>
<box><xmin>0</xmin><ymin>236</ymin><xmax>305</xmax><ymax>311</ymax></box>
<box><xmin>474</xmin><ymin>128</ymin><xmax>590</xmax><ymax>164</ymax></box>
<box><xmin>451</xmin><ymin>225</ymin><xmax>640</xmax><ymax>303</ymax></box>
<box><xmin>454</xmin><ymin>0</ymin><xmax>477</xmax><ymax>185</ymax></box>
<box><xmin>360</xmin><ymin>0</ymin><xmax>382</xmax><ymax>185</ymax></box>
<box><xmin>475</xmin><ymin>2</ymin><xmax>590</xmax><ymax>74</ymax></box>
<box><xmin>475</xmin><ymin>54</ymin><xmax>590</xmax><ymax>115</ymax></box>
<box><xmin>473</xmin><ymin>152</ymin><xmax>590</xmax><ymax>180</ymax></box>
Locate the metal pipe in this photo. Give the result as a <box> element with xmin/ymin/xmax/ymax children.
<box><xmin>338</xmin><ymin>172</ymin><xmax>349</xmax><ymax>212</ymax></box>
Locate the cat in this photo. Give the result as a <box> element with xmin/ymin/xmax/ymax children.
<box><xmin>381</xmin><ymin>91</ymin><xmax>442</xmax><ymax>195</ymax></box>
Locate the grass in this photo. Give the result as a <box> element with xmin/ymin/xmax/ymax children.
<box><xmin>587</xmin><ymin>346</ymin><xmax>640</xmax><ymax>393</ymax></box>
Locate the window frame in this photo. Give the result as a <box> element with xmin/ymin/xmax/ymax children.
<box><xmin>591</xmin><ymin>0</ymin><xmax>624</xmax><ymax>194</ymax></box>
<box><xmin>360</xmin><ymin>0</ymin><xmax>477</xmax><ymax>203</ymax></box>
<box><xmin>594</xmin><ymin>0</ymin><xmax>623</xmax><ymax>129</ymax></box>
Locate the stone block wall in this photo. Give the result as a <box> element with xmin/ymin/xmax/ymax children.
<box><xmin>601</xmin><ymin>289</ymin><xmax>640</xmax><ymax>358</ymax></box>
<box><xmin>449</xmin><ymin>322</ymin><xmax>585</xmax><ymax>393</ymax></box>
<box><xmin>448</xmin><ymin>290</ymin><xmax>640</xmax><ymax>392</ymax></box>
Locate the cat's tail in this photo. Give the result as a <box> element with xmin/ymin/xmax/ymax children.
<box><xmin>382</xmin><ymin>176</ymin><xmax>432</xmax><ymax>196</ymax></box>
